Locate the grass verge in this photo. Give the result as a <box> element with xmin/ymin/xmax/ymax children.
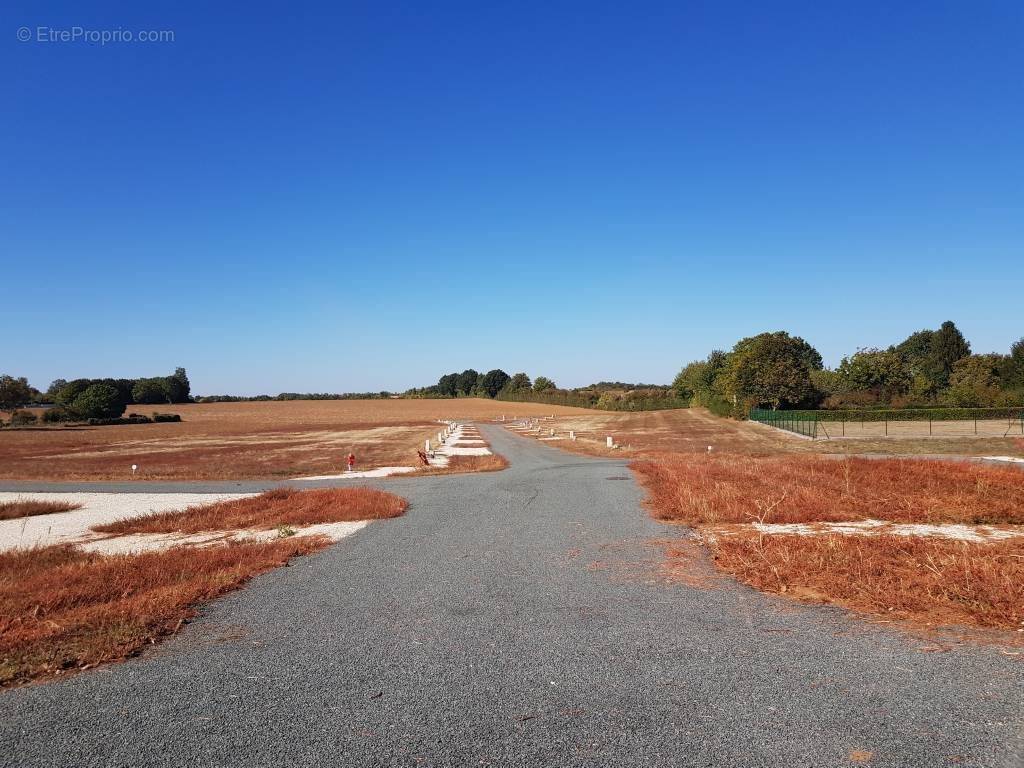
<box><xmin>0</xmin><ymin>499</ymin><xmax>82</xmax><ymax>521</ymax></box>
<box><xmin>94</xmin><ymin>487</ymin><xmax>407</xmax><ymax>535</ymax></box>
<box><xmin>0</xmin><ymin>537</ymin><xmax>327</xmax><ymax>687</ymax></box>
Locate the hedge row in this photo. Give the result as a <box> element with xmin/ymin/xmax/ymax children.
<box><xmin>756</xmin><ymin>406</ymin><xmax>1024</xmax><ymax>423</ymax></box>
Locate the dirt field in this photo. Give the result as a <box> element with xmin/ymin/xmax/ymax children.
<box><xmin>0</xmin><ymin>399</ymin><xmax>593</xmax><ymax>481</ymax></box>
<box><xmin>815</xmin><ymin>417</ymin><xmax>1024</xmax><ymax>440</ymax></box>
<box><xmin>506</xmin><ymin>408</ymin><xmax>1024</xmax><ymax>459</ymax></box>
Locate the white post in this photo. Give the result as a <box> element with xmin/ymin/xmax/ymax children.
<box><xmin>426</xmin><ymin>439</ymin><xmax>431</xmax><ymax>453</ymax></box>
<box><xmin>550</xmin><ymin>428</ymin><xmax>555</xmax><ymax>436</ymax></box>
<box><xmin>570</xmin><ymin>431</ymin><xmax>575</xmax><ymax>440</ymax></box>
<box><xmin>606</xmin><ymin>436</ymin><xmax>614</xmax><ymax>448</ymax></box>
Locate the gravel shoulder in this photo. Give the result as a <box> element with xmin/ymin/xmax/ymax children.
<box><xmin>1</xmin><ymin>425</ymin><xmax>1021</xmax><ymax>767</ymax></box>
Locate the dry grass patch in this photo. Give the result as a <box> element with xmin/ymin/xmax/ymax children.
<box><xmin>711</xmin><ymin>531</ymin><xmax>1024</xmax><ymax>631</ymax></box>
<box><xmin>633</xmin><ymin>453</ymin><xmax>1024</xmax><ymax>526</ymax></box>
<box><xmin>635</xmin><ymin>452</ymin><xmax>1024</xmax><ymax>631</ymax></box>
<box><xmin>423</xmin><ymin>453</ymin><xmax>510</xmax><ymax>475</ymax></box>
<box><xmin>0</xmin><ymin>537</ymin><xmax>327</xmax><ymax>687</ymax></box>
<box><xmin>94</xmin><ymin>487</ymin><xmax>407</xmax><ymax>536</ymax></box>
<box><xmin>0</xmin><ymin>499</ymin><xmax>82</xmax><ymax>521</ymax></box>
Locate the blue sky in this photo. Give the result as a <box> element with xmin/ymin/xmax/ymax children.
<box><xmin>4</xmin><ymin>2</ymin><xmax>1022</xmax><ymax>395</ymax></box>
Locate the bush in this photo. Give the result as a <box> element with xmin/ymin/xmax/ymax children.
<box><xmin>41</xmin><ymin>406</ymin><xmax>74</xmax><ymax>423</ymax></box>
<box><xmin>86</xmin><ymin>415</ymin><xmax>153</xmax><ymax>426</ymax></box>
<box><xmin>72</xmin><ymin>383</ymin><xmax>126</xmax><ymax>420</ymax></box>
<box><xmin>152</xmin><ymin>412</ymin><xmax>182</xmax><ymax>423</ymax></box>
<box><xmin>8</xmin><ymin>410</ymin><xmax>37</xmax><ymax>426</ymax></box>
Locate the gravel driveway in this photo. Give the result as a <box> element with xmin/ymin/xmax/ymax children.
<box><xmin>2</xmin><ymin>425</ymin><xmax>1021</xmax><ymax>767</ymax></box>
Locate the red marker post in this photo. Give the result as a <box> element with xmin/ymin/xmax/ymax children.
<box><xmin>347</xmin><ymin>452</ymin><xmax>356</xmax><ymax>472</ymax></box>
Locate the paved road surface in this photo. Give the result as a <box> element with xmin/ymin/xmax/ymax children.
<box><xmin>2</xmin><ymin>425</ymin><xmax>1022</xmax><ymax>767</ymax></box>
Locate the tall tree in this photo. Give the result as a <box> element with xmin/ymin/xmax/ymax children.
<box><xmin>436</xmin><ymin>372</ymin><xmax>459</xmax><ymax>397</ymax></box>
<box><xmin>836</xmin><ymin>348</ymin><xmax>912</xmax><ymax>401</ymax></box>
<box><xmin>533</xmin><ymin>376</ymin><xmax>556</xmax><ymax>392</ymax></box>
<box><xmin>929</xmin><ymin>320</ymin><xmax>971</xmax><ymax>389</ymax></box>
<box><xmin>506</xmin><ymin>373</ymin><xmax>531</xmax><ymax>391</ymax></box>
<box><xmin>455</xmin><ymin>369</ymin><xmax>479</xmax><ymax>396</ymax></box>
<box><xmin>723</xmin><ymin>332</ymin><xmax>822</xmax><ymax>409</ymax></box>
<box><xmin>0</xmin><ymin>375</ymin><xmax>33</xmax><ymax>411</ymax></box>
<box><xmin>480</xmin><ymin>369</ymin><xmax>511</xmax><ymax>398</ymax></box>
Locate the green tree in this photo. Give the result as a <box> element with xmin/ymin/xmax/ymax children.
<box><xmin>673</xmin><ymin>350</ymin><xmax>727</xmax><ymax>404</ymax></box>
<box><xmin>929</xmin><ymin>320</ymin><xmax>971</xmax><ymax>388</ymax></box>
<box><xmin>506</xmin><ymin>373</ymin><xmax>531</xmax><ymax>391</ymax></box>
<box><xmin>46</xmin><ymin>379</ymin><xmax>68</xmax><ymax>399</ymax></box>
<box><xmin>722</xmin><ymin>332</ymin><xmax>822</xmax><ymax>409</ymax></box>
<box><xmin>836</xmin><ymin>348</ymin><xmax>912</xmax><ymax>402</ymax></box>
<box><xmin>72</xmin><ymin>383</ymin><xmax>126</xmax><ymax>419</ymax></box>
<box><xmin>435</xmin><ymin>373</ymin><xmax>459</xmax><ymax>397</ymax></box>
<box><xmin>455</xmin><ymin>369</ymin><xmax>479</xmax><ymax>396</ymax></box>
<box><xmin>480</xmin><ymin>369</ymin><xmax>511</xmax><ymax>398</ymax></box>
<box><xmin>1001</xmin><ymin>337</ymin><xmax>1024</xmax><ymax>391</ymax></box>
<box><xmin>894</xmin><ymin>321</ymin><xmax>971</xmax><ymax>395</ymax></box>
<box><xmin>132</xmin><ymin>378</ymin><xmax>172</xmax><ymax>404</ymax></box>
<box><xmin>533</xmin><ymin>376</ymin><xmax>556</xmax><ymax>392</ymax></box>
<box><xmin>0</xmin><ymin>375</ymin><xmax>33</xmax><ymax>411</ymax></box>
<box><xmin>943</xmin><ymin>354</ymin><xmax>1004</xmax><ymax>407</ymax></box>
<box><xmin>166</xmin><ymin>367</ymin><xmax>191</xmax><ymax>403</ymax></box>
<box><xmin>55</xmin><ymin>379</ymin><xmax>93</xmax><ymax>408</ymax></box>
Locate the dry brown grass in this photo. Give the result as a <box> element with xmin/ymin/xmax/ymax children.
<box><xmin>0</xmin><ymin>399</ymin><xmax>592</xmax><ymax>481</ymax></box>
<box><xmin>711</xmin><ymin>532</ymin><xmax>1024</xmax><ymax>631</ymax></box>
<box><xmin>421</xmin><ymin>453</ymin><xmax>510</xmax><ymax>475</ymax></box>
<box><xmin>510</xmin><ymin>407</ymin><xmax>1024</xmax><ymax>460</ymax></box>
<box><xmin>634</xmin><ymin>452</ymin><xmax>1024</xmax><ymax>631</ymax></box>
<box><xmin>0</xmin><ymin>499</ymin><xmax>82</xmax><ymax>521</ymax></box>
<box><xmin>94</xmin><ymin>487</ymin><xmax>407</xmax><ymax>535</ymax></box>
<box><xmin>507</xmin><ymin>408</ymin><xmax>793</xmax><ymax>457</ymax></box>
<box><xmin>0</xmin><ymin>537</ymin><xmax>328</xmax><ymax>687</ymax></box>
<box><xmin>632</xmin><ymin>453</ymin><xmax>1024</xmax><ymax>526</ymax></box>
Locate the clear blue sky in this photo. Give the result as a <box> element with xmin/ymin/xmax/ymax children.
<box><xmin>4</xmin><ymin>2</ymin><xmax>1022</xmax><ymax>395</ymax></box>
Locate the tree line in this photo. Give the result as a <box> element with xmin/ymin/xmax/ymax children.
<box><xmin>0</xmin><ymin>368</ymin><xmax>191</xmax><ymax>422</ymax></box>
<box><xmin>673</xmin><ymin>322</ymin><xmax>1024</xmax><ymax>415</ymax></box>
<box><xmin>408</xmin><ymin>370</ymin><xmax>687</xmax><ymax>411</ymax></box>
<box><xmin>195</xmin><ymin>392</ymin><xmax>396</xmax><ymax>403</ymax></box>
<box><xmin>406</xmin><ymin>369</ymin><xmax>550</xmax><ymax>399</ymax></box>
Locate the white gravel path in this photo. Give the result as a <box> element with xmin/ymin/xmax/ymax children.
<box><xmin>296</xmin><ymin>466</ymin><xmax>418</xmax><ymax>480</ymax></box>
<box><xmin>0</xmin><ymin>492</ymin><xmax>254</xmax><ymax>551</ymax></box>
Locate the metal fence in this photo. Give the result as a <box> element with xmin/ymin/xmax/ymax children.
<box><xmin>749</xmin><ymin>407</ymin><xmax>1024</xmax><ymax>441</ymax></box>
<box><xmin>748</xmin><ymin>408</ymin><xmax>819</xmax><ymax>438</ymax></box>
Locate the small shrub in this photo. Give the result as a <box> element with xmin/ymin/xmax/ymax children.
<box><xmin>41</xmin><ymin>406</ymin><xmax>74</xmax><ymax>423</ymax></box>
<box><xmin>8</xmin><ymin>410</ymin><xmax>37</xmax><ymax>426</ymax></box>
<box><xmin>86</xmin><ymin>415</ymin><xmax>152</xmax><ymax>426</ymax></box>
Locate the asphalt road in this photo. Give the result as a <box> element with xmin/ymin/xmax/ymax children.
<box><xmin>2</xmin><ymin>425</ymin><xmax>1022</xmax><ymax>767</ymax></box>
